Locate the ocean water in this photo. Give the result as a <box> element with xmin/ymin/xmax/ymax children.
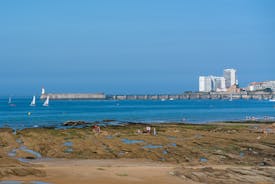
<box><xmin>0</xmin><ymin>98</ymin><xmax>274</xmax><ymax>129</ymax></box>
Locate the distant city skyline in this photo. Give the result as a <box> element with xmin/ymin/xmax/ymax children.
<box><xmin>199</xmin><ymin>68</ymin><xmax>237</xmax><ymax>92</ymax></box>
<box><xmin>0</xmin><ymin>1</ymin><xmax>274</xmax><ymax>95</ymax></box>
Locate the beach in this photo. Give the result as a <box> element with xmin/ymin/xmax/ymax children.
<box><xmin>0</xmin><ymin>122</ymin><xmax>275</xmax><ymax>183</ymax></box>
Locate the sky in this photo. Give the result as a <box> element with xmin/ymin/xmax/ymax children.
<box><xmin>0</xmin><ymin>0</ymin><xmax>274</xmax><ymax>95</ymax></box>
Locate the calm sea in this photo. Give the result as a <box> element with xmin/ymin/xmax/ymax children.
<box><xmin>0</xmin><ymin>98</ymin><xmax>274</xmax><ymax>129</ymax></box>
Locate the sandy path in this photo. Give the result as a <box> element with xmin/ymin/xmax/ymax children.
<box><xmin>3</xmin><ymin>159</ymin><xmax>185</xmax><ymax>184</ymax></box>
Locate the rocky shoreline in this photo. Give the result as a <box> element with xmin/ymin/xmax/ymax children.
<box><xmin>0</xmin><ymin>121</ymin><xmax>275</xmax><ymax>183</ymax></box>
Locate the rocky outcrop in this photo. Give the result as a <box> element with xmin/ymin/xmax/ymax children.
<box><xmin>0</xmin><ymin>158</ymin><xmax>46</xmax><ymax>178</ymax></box>
<box><xmin>172</xmin><ymin>166</ymin><xmax>275</xmax><ymax>184</ymax></box>
<box><xmin>63</xmin><ymin>121</ymin><xmax>88</xmax><ymax>126</ymax></box>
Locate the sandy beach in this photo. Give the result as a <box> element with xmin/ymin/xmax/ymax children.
<box><xmin>1</xmin><ymin>122</ymin><xmax>275</xmax><ymax>183</ymax></box>
<box><xmin>4</xmin><ymin>159</ymin><xmax>183</xmax><ymax>184</ymax></box>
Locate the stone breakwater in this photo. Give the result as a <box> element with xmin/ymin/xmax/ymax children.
<box><xmin>41</xmin><ymin>91</ymin><xmax>275</xmax><ymax>100</ymax></box>
<box><xmin>40</xmin><ymin>93</ymin><xmax>106</xmax><ymax>100</ymax></box>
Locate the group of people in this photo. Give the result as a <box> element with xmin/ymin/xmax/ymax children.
<box><xmin>137</xmin><ymin>126</ymin><xmax>157</xmax><ymax>136</ymax></box>
<box><xmin>92</xmin><ymin>124</ymin><xmax>157</xmax><ymax>136</ymax></box>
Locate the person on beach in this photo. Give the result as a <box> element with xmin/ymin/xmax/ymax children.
<box><xmin>146</xmin><ymin>126</ymin><xmax>151</xmax><ymax>133</ymax></box>
<box><xmin>153</xmin><ymin>128</ymin><xmax>157</xmax><ymax>136</ymax></box>
<box><xmin>93</xmin><ymin>125</ymin><xmax>101</xmax><ymax>134</ymax></box>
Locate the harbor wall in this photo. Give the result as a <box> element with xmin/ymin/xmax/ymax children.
<box><xmin>40</xmin><ymin>93</ymin><xmax>106</xmax><ymax>100</ymax></box>
<box><xmin>41</xmin><ymin>91</ymin><xmax>275</xmax><ymax>100</ymax></box>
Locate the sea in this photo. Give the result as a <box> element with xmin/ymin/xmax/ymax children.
<box><xmin>0</xmin><ymin>98</ymin><xmax>275</xmax><ymax>129</ymax></box>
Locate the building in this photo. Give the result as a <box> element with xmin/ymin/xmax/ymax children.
<box><xmin>212</xmin><ymin>76</ymin><xmax>226</xmax><ymax>92</ymax></box>
<box><xmin>248</xmin><ymin>81</ymin><xmax>275</xmax><ymax>91</ymax></box>
<box><xmin>199</xmin><ymin>76</ymin><xmax>212</xmax><ymax>92</ymax></box>
<box><xmin>224</xmin><ymin>69</ymin><xmax>237</xmax><ymax>88</ymax></box>
<box><xmin>199</xmin><ymin>76</ymin><xmax>226</xmax><ymax>92</ymax></box>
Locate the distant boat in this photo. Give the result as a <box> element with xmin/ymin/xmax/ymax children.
<box><xmin>8</xmin><ymin>97</ymin><xmax>16</xmax><ymax>106</ymax></box>
<box><xmin>269</xmin><ymin>98</ymin><xmax>275</xmax><ymax>102</ymax></box>
<box><xmin>43</xmin><ymin>96</ymin><xmax>49</xmax><ymax>106</ymax></box>
<box><xmin>30</xmin><ymin>96</ymin><xmax>36</xmax><ymax>106</ymax></box>
<box><xmin>229</xmin><ymin>94</ymin><xmax>233</xmax><ymax>101</ymax></box>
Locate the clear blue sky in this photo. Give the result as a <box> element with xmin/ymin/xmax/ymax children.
<box><xmin>0</xmin><ymin>0</ymin><xmax>274</xmax><ymax>95</ymax></box>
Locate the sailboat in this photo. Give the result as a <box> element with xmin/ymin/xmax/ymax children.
<box><xmin>8</xmin><ymin>97</ymin><xmax>16</xmax><ymax>106</ymax></box>
<box><xmin>30</xmin><ymin>96</ymin><xmax>36</xmax><ymax>106</ymax></box>
<box><xmin>229</xmin><ymin>94</ymin><xmax>233</xmax><ymax>101</ymax></box>
<box><xmin>43</xmin><ymin>96</ymin><xmax>49</xmax><ymax>106</ymax></box>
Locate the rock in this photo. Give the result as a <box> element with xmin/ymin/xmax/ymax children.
<box><xmin>25</xmin><ymin>156</ymin><xmax>36</xmax><ymax>159</ymax></box>
<box><xmin>0</xmin><ymin>157</ymin><xmax>46</xmax><ymax>178</ymax></box>
<box><xmin>169</xmin><ymin>171</ymin><xmax>175</xmax><ymax>176</ymax></box>
<box><xmin>10</xmin><ymin>168</ymin><xmax>46</xmax><ymax>177</ymax></box>
<box><xmin>173</xmin><ymin>167</ymin><xmax>275</xmax><ymax>184</ymax></box>
<box><xmin>0</xmin><ymin>128</ymin><xmax>13</xmax><ymax>133</ymax></box>
<box><xmin>63</xmin><ymin>121</ymin><xmax>88</xmax><ymax>126</ymax></box>
<box><xmin>102</xmin><ymin>119</ymin><xmax>116</xmax><ymax>122</ymax></box>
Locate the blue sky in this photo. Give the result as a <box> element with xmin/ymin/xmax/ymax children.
<box><xmin>0</xmin><ymin>0</ymin><xmax>274</xmax><ymax>95</ymax></box>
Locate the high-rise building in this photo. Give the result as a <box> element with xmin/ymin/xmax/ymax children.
<box><xmin>224</xmin><ymin>69</ymin><xmax>237</xmax><ymax>88</ymax></box>
<box><xmin>212</xmin><ymin>76</ymin><xmax>226</xmax><ymax>92</ymax></box>
<box><xmin>199</xmin><ymin>76</ymin><xmax>226</xmax><ymax>92</ymax></box>
<box><xmin>199</xmin><ymin>76</ymin><xmax>212</xmax><ymax>92</ymax></box>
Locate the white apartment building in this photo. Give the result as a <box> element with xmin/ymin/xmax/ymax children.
<box><xmin>199</xmin><ymin>76</ymin><xmax>212</xmax><ymax>92</ymax></box>
<box><xmin>224</xmin><ymin>69</ymin><xmax>237</xmax><ymax>88</ymax></box>
<box><xmin>213</xmin><ymin>76</ymin><xmax>226</xmax><ymax>92</ymax></box>
<box><xmin>199</xmin><ymin>76</ymin><xmax>226</xmax><ymax>92</ymax></box>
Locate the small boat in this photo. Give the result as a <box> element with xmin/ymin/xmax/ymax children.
<box><xmin>30</xmin><ymin>96</ymin><xmax>36</xmax><ymax>106</ymax></box>
<box><xmin>229</xmin><ymin>94</ymin><xmax>233</xmax><ymax>101</ymax></box>
<box><xmin>43</xmin><ymin>96</ymin><xmax>49</xmax><ymax>106</ymax></box>
<box><xmin>269</xmin><ymin>99</ymin><xmax>275</xmax><ymax>102</ymax></box>
<box><xmin>8</xmin><ymin>97</ymin><xmax>16</xmax><ymax>106</ymax></box>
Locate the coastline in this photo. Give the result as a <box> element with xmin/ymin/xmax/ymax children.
<box><xmin>0</xmin><ymin>121</ymin><xmax>275</xmax><ymax>183</ymax></box>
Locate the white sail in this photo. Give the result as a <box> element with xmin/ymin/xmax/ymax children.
<box><xmin>43</xmin><ymin>96</ymin><xmax>49</xmax><ymax>106</ymax></box>
<box><xmin>8</xmin><ymin>97</ymin><xmax>11</xmax><ymax>104</ymax></box>
<box><xmin>30</xmin><ymin>96</ymin><xmax>36</xmax><ymax>106</ymax></box>
<box><xmin>229</xmin><ymin>94</ymin><xmax>233</xmax><ymax>101</ymax></box>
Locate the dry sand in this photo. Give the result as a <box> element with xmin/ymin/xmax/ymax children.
<box><xmin>3</xmin><ymin>159</ymin><xmax>275</xmax><ymax>184</ymax></box>
<box><xmin>3</xmin><ymin>159</ymin><xmax>184</xmax><ymax>184</ymax></box>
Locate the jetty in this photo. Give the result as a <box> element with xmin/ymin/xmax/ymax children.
<box><xmin>40</xmin><ymin>93</ymin><xmax>106</xmax><ymax>100</ymax></box>
<box><xmin>40</xmin><ymin>91</ymin><xmax>275</xmax><ymax>100</ymax></box>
